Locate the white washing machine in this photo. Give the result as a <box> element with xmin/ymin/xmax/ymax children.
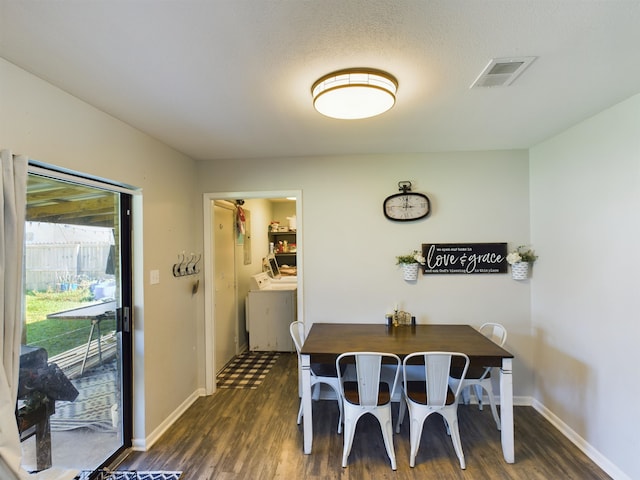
<box><xmin>246</xmin><ymin>272</ymin><xmax>297</xmax><ymax>352</ymax></box>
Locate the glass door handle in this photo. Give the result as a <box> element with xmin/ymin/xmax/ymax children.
<box><xmin>117</xmin><ymin>307</ymin><xmax>131</xmax><ymax>333</ymax></box>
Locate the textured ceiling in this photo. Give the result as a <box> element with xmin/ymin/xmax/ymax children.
<box><xmin>2</xmin><ymin>1</ymin><xmax>640</xmax><ymax>161</ymax></box>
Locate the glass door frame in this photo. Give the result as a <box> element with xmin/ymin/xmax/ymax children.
<box><xmin>26</xmin><ymin>163</ymin><xmax>135</xmax><ymax>472</ymax></box>
<box><xmin>106</xmin><ymin>191</ymin><xmax>134</xmax><ymax>466</ymax></box>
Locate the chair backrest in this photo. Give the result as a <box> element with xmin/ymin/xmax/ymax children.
<box><xmin>403</xmin><ymin>352</ymin><xmax>470</xmax><ymax>406</ymax></box>
<box><xmin>479</xmin><ymin>322</ymin><xmax>507</xmax><ymax>347</ymax></box>
<box><xmin>289</xmin><ymin>321</ymin><xmax>305</xmax><ymax>356</ymax></box>
<box><xmin>336</xmin><ymin>352</ymin><xmax>401</xmax><ymax>407</ymax></box>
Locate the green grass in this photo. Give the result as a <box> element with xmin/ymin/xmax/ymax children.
<box><xmin>25</xmin><ymin>288</ymin><xmax>116</xmax><ymax>358</ymax></box>
<box><xmin>26</xmin><ymin>288</ymin><xmax>93</xmax><ymax>324</ymax></box>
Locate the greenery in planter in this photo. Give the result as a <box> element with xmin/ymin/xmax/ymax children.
<box><xmin>396</xmin><ymin>250</ymin><xmax>426</xmax><ymax>265</ymax></box>
<box><xmin>506</xmin><ymin>245</ymin><xmax>538</xmax><ymax>265</ymax></box>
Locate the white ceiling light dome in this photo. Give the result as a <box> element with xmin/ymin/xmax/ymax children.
<box><xmin>311</xmin><ymin>68</ymin><xmax>398</xmax><ymax>120</ymax></box>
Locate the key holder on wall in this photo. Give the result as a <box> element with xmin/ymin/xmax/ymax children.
<box><xmin>173</xmin><ymin>252</ymin><xmax>201</xmax><ymax>277</ymax></box>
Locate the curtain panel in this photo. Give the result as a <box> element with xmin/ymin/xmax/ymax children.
<box><xmin>0</xmin><ymin>150</ymin><xmax>77</xmax><ymax>480</ymax></box>
<box><xmin>0</xmin><ymin>149</ymin><xmax>28</xmax><ymax>479</ymax></box>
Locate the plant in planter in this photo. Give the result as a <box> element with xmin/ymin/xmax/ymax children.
<box><xmin>396</xmin><ymin>250</ymin><xmax>426</xmax><ymax>281</ymax></box>
<box><xmin>506</xmin><ymin>245</ymin><xmax>538</xmax><ymax>280</ymax></box>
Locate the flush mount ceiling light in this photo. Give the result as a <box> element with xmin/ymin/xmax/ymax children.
<box><xmin>311</xmin><ymin>68</ymin><xmax>398</xmax><ymax>120</ymax></box>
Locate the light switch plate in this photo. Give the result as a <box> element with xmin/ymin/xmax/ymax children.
<box><xmin>150</xmin><ymin>269</ymin><xmax>160</xmax><ymax>285</ymax></box>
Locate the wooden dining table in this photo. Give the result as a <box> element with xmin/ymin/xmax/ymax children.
<box><xmin>299</xmin><ymin>323</ymin><xmax>515</xmax><ymax>463</ymax></box>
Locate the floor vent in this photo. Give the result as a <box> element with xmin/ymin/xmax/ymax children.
<box><xmin>471</xmin><ymin>57</ymin><xmax>536</xmax><ymax>88</ymax></box>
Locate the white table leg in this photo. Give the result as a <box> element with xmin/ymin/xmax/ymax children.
<box><xmin>301</xmin><ymin>353</ymin><xmax>313</xmax><ymax>454</ymax></box>
<box><xmin>500</xmin><ymin>357</ymin><xmax>514</xmax><ymax>463</ymax></box>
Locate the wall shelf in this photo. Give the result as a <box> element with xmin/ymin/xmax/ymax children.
<box><xmin>269</xmin><ymin>231</ymin><xmax>297</xmax><ymax>266</ymax></box>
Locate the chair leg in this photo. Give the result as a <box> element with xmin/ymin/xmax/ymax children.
<box><xmin>461</xmin><ymin>385</ymin><xmax>471</xmax><ymax>405</ymax></box>
<box><xmin>441</xmin><ymin>410</ymin><xmax>465</xmax><ymax>469</ymax></box>
<box><xmin>484</xmin><ymin>383</ymin><xmax>501</xmax><ymax>430</ymax></box>
<box><xmin>473</xmin><ymin>384</ymin><xmax>484</xmax><ymax>410</ymax></box>
<box><xmin>297</xmin><ymin>383</ymin><xmax>319</xmax><ymax>425</ymax></box>
<box><xmin>409</xmin><ymin>415</ymin><xmax>426</xmax><ymax>468</ymax></box>
<box><xmin>374</xmin><ymin>406</ymin><xmax>397</xmax><ymax>470</ymax></box>
<box><xmin>302</xmin><ymin>382</ymin><xmax>343</xmax><ymax>433</ymax></box>
<box><xmin>341</xmin><ymin>408</ymin><xmax>359</xmax><ymax>468</ymax></box>
<box><xmin>396</xmin><ymin>396</ymin><xmax>406</xmax><ymax>433</ymax></box>
<box><xmin>312</xmin><ymin>383</ymin><xmax>321</xmax><ymax>401</ymax></box>
<box><xmin>330</xmin><ymin>385</ymin><xmax>343</xmax><ymax>434</ymax></box>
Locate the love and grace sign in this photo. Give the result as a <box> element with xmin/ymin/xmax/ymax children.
<box><xmin>422</xmin><ymin>243</ymin><xmax>507</xmax><ymax>274</ymax></box>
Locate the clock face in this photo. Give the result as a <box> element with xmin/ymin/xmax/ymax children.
<box><xmin>383</xmin><ymin>192</ymin><xmax>430</xmax><ymax>221</ymax></box>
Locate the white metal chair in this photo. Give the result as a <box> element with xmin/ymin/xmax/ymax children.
<box><xmin>449</xmin><ymin>322</ymin><xmax>507</xmax><ymax>430</ymax></box>
<box><xmin>336</xmin><ymin>351</ymin><xmax>401</xmax><ymax>470</ymax></box>
<box><xmin>289</xmin><ymin>321</ymin><xmax>343</xmax><ymax>434</ymax></box>
<box><xmin>397</xmin><ymin>352</ymin><xmax>470</xmax><ymax>469</ymax></box>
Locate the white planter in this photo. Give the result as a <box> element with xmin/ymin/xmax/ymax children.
<box><xmin>511</xmin><ymin>262</ymin><xmax>529</xmax><ymax>280</ymax></box>
<box><xmin>402</xmin><ymin>263</ymin><xmax>420</xmax><ymax>281</ymax></box>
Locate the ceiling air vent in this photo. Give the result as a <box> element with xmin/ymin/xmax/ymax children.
<box><xmin>471</xmin><ymin>57</ymin><xmax>536</xmax><ymax>88</ymax></box>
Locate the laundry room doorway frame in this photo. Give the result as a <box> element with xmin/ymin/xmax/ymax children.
<box><xmin>202</xmin><ymin>190</ymin><xmax>303</xmax><ymax>395</ymax></box>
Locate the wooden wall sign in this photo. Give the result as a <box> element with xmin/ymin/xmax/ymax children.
<box><xmin>422</xmin><ymin>243</ymin><xmax>507</xmax><ymax>274</ymax></box>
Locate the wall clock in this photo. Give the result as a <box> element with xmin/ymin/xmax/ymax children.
<box><xmin>383</xmin><ymin>181</ymin><xmax>430</xmax><ymax>221</ymax></box>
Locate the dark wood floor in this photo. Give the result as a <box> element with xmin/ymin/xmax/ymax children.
<box><xmin>117</xmin><ymin>353</ymin><xmax>611</xmax><ymax>479</ymax></box>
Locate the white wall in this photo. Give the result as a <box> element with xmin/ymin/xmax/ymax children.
<box><xmin>1</xmin><ymin>58</ymin><xmax>202</xmax><ymax>447</ymax></box>
<box><xmin>271</xmin><ymin>201</ymin><xmax>296</xmax><ymax>228</ymax></box>
<box><xmin>196</xmin><ymin>151</ymin><xmax>535</xmax><ymax>399</ymax></box>
<box><xmin>530</xmin><ymin>93</ymin><xmax>640</xmax><ymax>480</ymax></box>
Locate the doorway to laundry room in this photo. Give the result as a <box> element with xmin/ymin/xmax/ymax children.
<box><xmin>203</xmin><ymin>191</ymin><xmax>302</xmax><ymax>395</ymax></box>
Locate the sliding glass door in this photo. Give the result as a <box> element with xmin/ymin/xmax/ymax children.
<box><xmin>18</xmin><ymin>171</ymin><xmax>132</xmax><ymax>474</ymax></box>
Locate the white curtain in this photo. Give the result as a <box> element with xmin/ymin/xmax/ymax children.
<box><xmin>0</xmin><ymin>149</ymin><xmax>28</xmax><ymax>479</ymax></box>
<box><xmin>0</xmin><ymin>150</ymin><xmax>77</xmax><ymax>480</ymax></box>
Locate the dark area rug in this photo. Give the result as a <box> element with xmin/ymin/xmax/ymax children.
<box><xmin>216</xmin><ymin>351</ymin><xmax>279</xmax><ymax>389</ymax></box>
<box><xmin>77</xmin><ymin>471</ymin><xmax>181</xmax><ymax>480</ymax></box>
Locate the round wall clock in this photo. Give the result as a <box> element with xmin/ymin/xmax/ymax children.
<box><xmin>383</xmin><ymin>181</ymin><xmax>430</xmax><ymax>221</ymax></box>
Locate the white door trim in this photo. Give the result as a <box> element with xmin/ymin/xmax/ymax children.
<box><xmin>203</xmin><ymin>190</ymin><xmax>303</xmax><ymax>395</ymax></box>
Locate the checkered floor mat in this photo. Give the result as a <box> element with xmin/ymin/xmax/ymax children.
<box><xmin>77</xmin><ymin>471</ymin><xmax>181</xmax><ymax>480</ymax></box>
<box><xmin>216</xmin><ymin>351</ymin><xmax>279</xmax><ymax>389</ymax></box>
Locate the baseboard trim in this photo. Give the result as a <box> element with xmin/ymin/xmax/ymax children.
<box><xmin>532</xmin><ymin>398</ymin><xmax>630</xmax><ymax>480</ymax></box>
<box><xmin>131</xmin><ymin>387</ymin><xmax>206</xmax><ymax>451</ymax></box>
